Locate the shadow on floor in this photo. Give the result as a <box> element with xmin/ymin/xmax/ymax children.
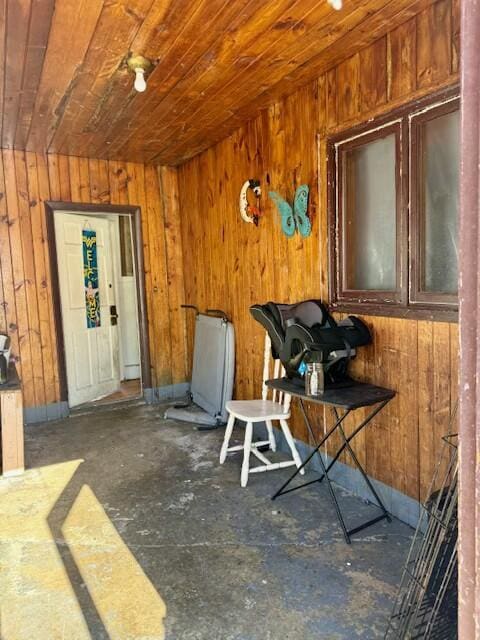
<box><xmin>1</xmin><ymin>403</ymin><xmax>413</xmax><ymax>640</ymax></box>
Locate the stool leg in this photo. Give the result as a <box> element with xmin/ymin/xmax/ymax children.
<box><xmin>241</xmin><ymin>421</ymin><xmax>253</xmax><ymax>487</ymax></box>
<box><xmin>280</xmin><ymin>419</ymin><xmax>305</xmax><ymax>475</ymax></box>
<box><xmin>265</xmin><ymin>419</ymin><xmax>276</xmax><ymax>451</ymax></box>
<box><xmin>220</xmin><ymin>413</ymin><xmax>235</xmax><ymax>464</ymax></box>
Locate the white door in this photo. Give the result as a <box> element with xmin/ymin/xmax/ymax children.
<box><xmin>55</xmin><ymin>213</ymin><xmax>121</xmax><ymax>407</ymax></box>
<box><xmin>118</xmin><ymin>277</ymin><xmax>141</xmax><ymax>379</ymax></box>
<box><xmin>112</xmin><ymin>217</ymin><xmax>141</xmax><ymax>381</ymax></box>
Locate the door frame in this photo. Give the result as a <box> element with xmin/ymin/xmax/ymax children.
<box><xmin>45</xmin><ymin>201</ymin><xmax>152</xmax><ymax>403</ymax></box>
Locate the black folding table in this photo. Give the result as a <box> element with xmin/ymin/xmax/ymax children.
<box><xmin>266</xmin><ymin>377</ymin><xmax>396</xmax><ymax>544</ymax></box>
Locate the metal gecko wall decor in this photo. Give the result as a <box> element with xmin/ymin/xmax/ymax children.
<box><xmin>239</xmin><ymin>179</ymin><xmax>262</xmax><ymax>226</ymax></box>
<box><xmin>268</xmin><ymin>184</ymin><xmax>311</xmax><ymax>238</ymax></box>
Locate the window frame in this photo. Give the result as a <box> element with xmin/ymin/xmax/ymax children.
<box><xmin>327</xmin><ymin>85</ymin><xmax>460</xmax><ymax>321</ymax></box>
<box><xmin>409</xmin><ymin>97</ymin><xmax>460</xmax><ymax>308</ymax></box>
<box><xmin>334</xmin><ymin>120</ymin><xmax>406</xmax><ymax>306</ymax></box>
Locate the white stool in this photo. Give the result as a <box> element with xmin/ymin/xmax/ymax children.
<box><xmin>219</xmin><ymin>334</ymin><xmax>305</xmax><ymax>487</ymax></box>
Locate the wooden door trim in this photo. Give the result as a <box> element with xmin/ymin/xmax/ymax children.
<box><xmin>45</xmin><ymin>201</ymin><xmax>152</xmax><ymax>402</ymax></box>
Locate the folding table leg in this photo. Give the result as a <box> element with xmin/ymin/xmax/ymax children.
<box><xmin>271</xmin><ymin>407</ymin><xmax>350</xmax><ymax>499</ymax></box>
<box><xmin>333</xmin><ymin>407</ymin><xmax>391</xmax><ymax>522</ymax></box>
<box><xmin>271</xmin><ymin>396</ymin><xmax>393</xmax><ymax>543</ymax></box>
<box><xmin>298</xmin><ymin>399</ymin><xmax>352</xmax><ymax>544</ymax></box>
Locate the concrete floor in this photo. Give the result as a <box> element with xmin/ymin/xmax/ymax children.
<box><xmin>0</xmin><ymin>403</ymin><xmax>413</xmax><ymax>640</ymax></box>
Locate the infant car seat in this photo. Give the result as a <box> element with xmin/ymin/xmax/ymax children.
<box><xmin>250</xmin><ymin>300</ymin><xmax>371</xmax><ymax>388</ymax></box>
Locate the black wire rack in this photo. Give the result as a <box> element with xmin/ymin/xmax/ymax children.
<box><xmin>385</xmin><ymin>409</ymin><xmax>458</xmax><ymax>640</ymax></box>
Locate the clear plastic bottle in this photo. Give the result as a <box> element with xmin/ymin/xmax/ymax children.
<box><xmin>305</xmin><ymin>362</ymin><xmax>324</xmax><ymax>396</ymax></box>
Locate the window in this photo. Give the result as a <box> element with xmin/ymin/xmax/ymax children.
<box><xmin>118</xmin><ymin>215</ymin><xmax>134</xmax><ymax>277</ymax></box>
<box><xmin>410</xmin><ymin>104</ymin><xmax>459</xmax><ymax>305</ymax></box>
<box><xmin>329</xmin><ymin>89</ymin><xmax>459</xmax><ymax>319</ymax></box>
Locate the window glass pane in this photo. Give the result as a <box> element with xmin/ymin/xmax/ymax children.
<box><xmin>119</xmin><ymin>216</ymin><xmax>134</xmax><ymax>277</ymax></box>
<box><xmin>422</xmin><ymin>109</ymin><xmax>459</xmax><ymax>294</ymax></box>
<box><xmin>343</xmin><ymin>133</ymin><xmax>397</xmax><ymax>290</ymax></box>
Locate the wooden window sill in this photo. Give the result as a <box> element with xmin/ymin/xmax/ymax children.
<box><xmin>330</xmin><ymin>301</ymin><xmax>458</xmax><ymax>323</ymax></box>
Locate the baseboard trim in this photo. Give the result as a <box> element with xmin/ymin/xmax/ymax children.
<box><xmin>253</xmin><ymin>422</ymin><xmax>420</xmax><ymax>529</ymax></box>
<box><xmin>143</xmin><ymin>383</ymin><xmax>190</xmax><ymax>404</ymax></box>
<box><xmin>25</xmin><ymin>383</ymin><xmax>190</xmax><ymax>424</ymax></box>
<box><xmin>25</xmin><ymin>402</ymin><xmax>70</xmax><ymax>424</ymax></box>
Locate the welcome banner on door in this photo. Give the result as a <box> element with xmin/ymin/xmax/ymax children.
<box><xmin>83</xmin><ymin>229</ymin><xmax>101</xmax><ymax>328</ymax></box>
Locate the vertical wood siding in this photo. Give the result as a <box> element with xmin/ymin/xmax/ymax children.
<box><xmin>177</xmin><ymin>0</ymin><xmax>459</xmax><ymax>502</ymax></box>
<box><xmin>0</xmin><ymin>152</ymin><xmax>187</xmax><ymax>408</ymax></box>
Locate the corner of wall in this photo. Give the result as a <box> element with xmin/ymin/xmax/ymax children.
<box><xmin>157</xmin><ymin>165</ymin><xmax>189</xmax><ymax>385</ymax></box>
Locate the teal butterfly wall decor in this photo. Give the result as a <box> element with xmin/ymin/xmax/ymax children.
<box><xmin>268</xmin><ymin>185</ymin><xmax>311</xmax><ymax>238</ymax></box>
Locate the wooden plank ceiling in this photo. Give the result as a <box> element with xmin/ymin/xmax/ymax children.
<box><xmin>1</xmin><ymin>0</ymin><xmax>437</xmax><ymax>165</ymax></box>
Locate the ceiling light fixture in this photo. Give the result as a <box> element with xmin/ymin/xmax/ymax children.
<box><xmin>328</xmin><ymin>0</ymin><xmax>342</xmax><ymax>9</ymax></box>
<box><xmin>134</xmin><ymin>68</ymin><xmax>147</xmax><ymax>92</ymax></box>
<box><xmin>127</xmin><ymin>54</ymin><xmax>152</xmax><ymax>93</ymax></box>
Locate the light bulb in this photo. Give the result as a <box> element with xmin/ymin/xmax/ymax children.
<box><xmin>134</xmin><ymin>68</ymin><xmax>146</xmax><ymax>92</ymax></box>
<box><xmin>328</xmin><ymin>0</ymin><xmax>342</xmax><ymax>9</ymax></box>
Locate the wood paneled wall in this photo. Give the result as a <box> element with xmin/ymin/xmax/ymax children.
<box><xmin>177</xmin><ymin>0</ymin><xmax>459</xmax><ymax>502</ymax></box>
<box><xmin>0</xmin><ymin>151</ymin><xmax>187</xmax><ymax>409</ymax></box>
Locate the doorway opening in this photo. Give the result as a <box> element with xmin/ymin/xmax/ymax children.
<box><xmin>46</xmin><ymin>202</ymin><xmax>151</xmax><ymax>410</ymax></box>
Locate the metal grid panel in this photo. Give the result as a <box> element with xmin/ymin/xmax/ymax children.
<box><xmin>385</xmin><ymin>421</ymin><xmax>458</xmax><ymax>640</ymax></box>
